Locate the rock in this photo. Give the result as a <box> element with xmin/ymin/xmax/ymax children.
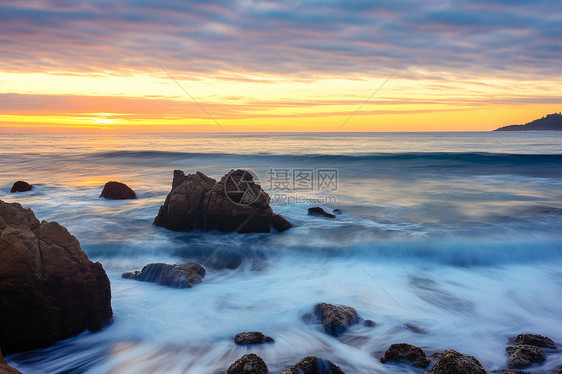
<box><xmin>513</xmin><ymin>333</ymin><xmax>556</xmax><ymax>349</ymax></box>
<box><xmin>281</xmin><ymin>356</ymin><xmax>345</xmax><ymax>374</ymax></box>
<box><xmin>154</xmin><ymin>170</ymin><xmax>292</xmax><ymax>233</ymax></box>
<box><xmin>364</xmin><ymin>319</ymin><xmax>376</xmax><ymax>327</ymax></box>
<box><xmin>313</xmin><ymin>302</ymin><xmax>358</xmax><ymax>337</ymax></box>
<box><xmin>227</xmin><ymin>353</ymin><xmax>268</xmax><ymax>374</ymax></box>
<box><xmin>406</xmin><ymin>323</ymin><xmax>427</xmax><ymax>334</ymax></box>
<box><xmin>99</xmin><ymin>181</ymin><xmax>137</xmax><ymax>200</ymax></box>
<box><xmin>506</xmin><ymin>345</ymin><xmax>546</xmax><ymax>368</ymax></box>
<box><xmin>429</xmin><ymin>350</ymin><xmax>486</xmax><ymax>374</ymax></box>
<box><xmin>9</xmin><ymin>181</ymin><xmax>32</xmax><ymax>193</ymax></box>
<box><xmin>333</xmin><ymin>209</ymin><xmax>343</xmax><ymax>215</ymax></box>
<box><xmin>122</xmin><ymin>262</ymin><xmax>205</xmax><ymax>288</ymax></box>
<box><xmin>234</xmin><ymin>332</ymin><xmax>274</xmax><ymax>345</ymax></box>
<box><xmin>0</xmin><ymin>201</ymin><xmax>112</xmax><ymax>354</ymax></box>
<box><xmin>0</xmin><ymin>352</ymin><xmax>22</xmax><ymax>374</ymax></box>
<box><xmin>495</xmin><ymin>370</ymin><xmax>531</xmax><ymax>374</ymax></box>
<box><xmin>301</xmin><ymin>313</ymin><xmax>315</xmax><ymax>324</ymax></box>
<box><xmin>553</xmin><ymin>365</ymin><xmax>562</xmax><ymax>374</ymax></box>
<box><xmin>307</xmin><ymin>207</ymin><xmax>336</xmax><ymax>219</ymax></box>
<box><xmin>380</xmin><ymin>343</ymin><xmax>430</xmax><ymax>368</ymax></box>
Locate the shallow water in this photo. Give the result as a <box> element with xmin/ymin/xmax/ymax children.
<box><xmin>1</xmin><ymin>132</ymin><xmax>562</xmax><ymax>373</ymax></box>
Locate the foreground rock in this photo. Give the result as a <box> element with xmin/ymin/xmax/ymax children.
<box><xmin>313</xmin><ymin>303</ymin><xmax>359</xmax><ymax>337</ymax></box>
<box><xmin>553</xmin><ymin>365</ymin><xmax>562</xmax><ymax>374</ymax></box>
<box><xmin>429</xmin><ymin>350</ymin><xmax>486</xmax><ymax>374</ymax></box>
<box><xmin>9</xmin><ymin>181</ymin><xmax>32</xmax><ymax>193</ymax></box>
<box><xmin>513</xmin><ymin>333</ymin><xmax>556</xmax><ymax>349</ymax></box>
<box><xmin>227</xmin><ymin>354</ymin><xmax>268</xmax><ymax>374</ymax></box>
<box><xmin>506</xmin><ymin>345</ymin><xmax>546</xmax><ymax>368</ymax></box>
<box><xmin>281</xmin><ymin>356</ymin><xmax>345</xmax><ymax>374</ymax></box>
<box><xmin>154</xmin><ymin>170</ymin><xmax>292</xmax><ymax>233</ymax></box>
<box><xmin>0</xmin><ymin>352</ymin><xmax>22</xmax><ymax>374</ymax></box>
<box><xmin>99</xmin><ymin>181</ymin><xmax>137</xmax><ymax>200</ymax></box>
<box><xmin>0</xmin><ymin>201</ymin><xmax>112</xmax><ymax>354</ymax></box>
<box><xmin>122</xmin><ymin>262</ymin><xmax>205</xmax><ymax>288</ymax></box>
<box><xmin>307</xmin><ymin>207</ymin><xmax>336</xmax><ymax>218</ymax></box>
<box><xmin>234</xmin><ymin>332</ymin><xmax>274</xmax><ymax>345</ymax></box>
<box><xmin>380</xmin><ymin>343</ymin><xmax>430</xmax><ymax>368</ymax></box>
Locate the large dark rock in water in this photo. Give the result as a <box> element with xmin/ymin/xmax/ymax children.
<box><xmin>429</xmin><ymin>350</ymin><xmax>486</xmax><ymax>374</ymax></box>
<box><xmin>227</xmin><ymin>353</ymin><xmax>268</xmax><ymax>374</ymax></box>
<box><xmin>281</xmin><ymin>356</ymin><xmax>346</xmax><ymax>374</ymax></box>
<box><xmin>154</xmin><ymin>170</ymin><xmax>292</xmax><ymax>233</ymax></box>
<box><xmin>506</xmin><ymin>345</ymin><xmax>546</xmax><ymax>368</ymax></box>
<box><xmin>99</xmin><ymin>181</ymin><xmax>137</xmax><ymax>200</ymax></box>
<box><xmin>234</xmin><ymin>332</ymin><xmax>274</xmax><ymax>345</ymax></box>
<box><xmin>0</xmin><ymin>352</ymin><xmax>22</xmax><ymax>374</ymax></box>
<box><xmin>10</xmin><ymin>181</ymin><xmax>32</xmax><ymax>193</ymax></box>
<box><xmin>313</xmin><ymin>302</ymin><xmax>359</xmax><ymax>337</ymax></box>
<box><xmin>513</xmin><ymin>333</ymin><xmax>556</xmax><ymax>349</ymax></box>
<box><xmin>122</xmin><ymin>262</ymin><xmax>205</xmax><ymax>288</ymax></box>
<box><xmin>380</xmin><ymin>343</ymin><xmax>430</xmax><ymax>368</ymax></box>
<box><xmin>0</xmin><ymin>201</ymin><xmax>112</xmax><ymax>354</ymax></box>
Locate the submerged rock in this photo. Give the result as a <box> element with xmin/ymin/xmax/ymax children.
<box><xmin>99</xmin><ymin>181</ymin><xmax>137</xmax><ymax>200</ymax></box>
<box><xmin>313</xmin><ymin>302</ymin><xmax>359</xmax><ymax>337</ymax></box>
<box><xmin>227</xmin><ymin>353</ymin><xmax>268</xmax><ymax>374</ymax></box>
<box><xmin>333</xmin><ymin>209</ymin><xmax>343</xmax><ymax>215</ymax></box>
<box><xmin>0</xmin><ymin>201</ymin><xmax>113</xmax><ymax>354</ymax></box>
<box><xmin>364</xmin><ymin>319</ymin><xmax>376</xmax><ymax>328</ymax></box>
<box><xmin>122</xmin><ymin>262</ymin><xmax>205</xmax><ymax>288</ymax></box>
<box><xmin>154</xmin><ymin>170</ymin><xmax>291</xmax><ymax>233</ymax></box>
<box><xmin>380</xmin><ymin>343</ymin><xmax>430</xmax><ymax>368</ymax></box>
<box><xmin>506</xmin><ymin>345</ymin><xmax>546</xmax><ymax>368</ymax></box>
<box><xmin>307</xmin><ymin>207</ymin><xmax>336</xmax><ymax>218</ymax></box>
<box><xmin>406</xmin><ymin>323</ymin><xmax>427</xmax><ymax>334</ymax></box>
<box><xmin>513</xmin><ymin>334</ymin><xmax>556</xmax><ymax>349</ymax></box>
<box><xmin>9</xmin><ymin>181</ymin><xmax>32</xmax><ymax>193</ymax></box>
<box><xmin>281</xmin><ymin>356</ymin><xmax>345</xmax><ymax>374</ymax></box>
<box><xmin>234</xmin><ymin>332</ymin><xmax>274</xmax><ymax>345</ymax></box>
<box><xmin>429</xmin><ymin>349</ymin><xmax>486</xmax><ymax>374</ymax></box>
<box><xmin>0</xmin><ymin>352</ymin><xmax>22</xmax><ymax>374</ymax></box>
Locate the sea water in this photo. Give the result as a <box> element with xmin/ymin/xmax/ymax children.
<box><xmin>1</xmin><ymin>132</ymin><xmax>561</xmax><ymax>373</ymax></box>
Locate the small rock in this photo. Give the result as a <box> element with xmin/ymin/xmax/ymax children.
<box><xmin>514</xmin><ymin>334</ymin><xmax>556</xmax><ymax>349</ymax></box>
<box><xmin>0</xmin><ymin>351</ymin><xmax>22</xmax><ymax>374</ymax></box>
<box><xmin>333</xmin><ymin>209</ymin><xmax>343</xmax><ymax>215</ymax></box>
<box><xmin>406</xmin><ymin>323</ymin><xmax>427</xmax><ymax>334</ymax></box>
<box><xmin>100</xmin><ymin>181</ymin><xmax>137</xmax><ymax>200</ymax></box>
<box><xmin>313</xmin><ymin>302</ymin><xmax>358</xmax><ymax>337</ymax></box>
<box><xmin>10</xmin><ymin>181</ymin><xmax>32</xmax><ymax>193</ymax></box>
<box><xmin>281</xmin><ymin>356</ymin><xmax>345</xmax><ymax>374</ymax></box>
<box><xmin>380</xmin><ymin>343</ymin><xmax>430</xmax><ymax>368</ymax></box>
<box><xmin>271</xmin><ymin>213</ymin><xmax>293</xmax><ymax>232</ymax></box>
<box><xmin>429</xmin><ymin>349</ymin><xmax>486</xmax><ymax>374</ymax></box>
<box><xmin>227</xmin><ymin>353</ymin><xmax>268</xmax><ymax>374</ymax></box>
<box><xmin>506</xmin><ymin>345</ymin><xmax>546</xmax><ymax>368</ymax></box>
<box><xmin>307</xmin><ymin>207</ymin><xmax>336</xmax><ymax>219</ymax></box>
<box><xmin>122</xmin><ymin>262</ymin><xmax>205</xmax><ymax>288</ymax></box>
<box><xmin>364</xmin><ymin>319</ymin><xmax>376</xmax><ymax>328</ymax></box>
<box><xmin>234</xmin><ymin>332</ymin><xmax>274</xmax><ymax>345</ymax></box>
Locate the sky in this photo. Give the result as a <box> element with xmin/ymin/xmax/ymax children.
<box><xmin>0</xmin><ymin>0</ymin><xmax>561</xmax><ymax>132</ymax></box>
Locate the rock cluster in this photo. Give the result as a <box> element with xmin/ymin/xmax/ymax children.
<box><xmin>122</xmin><ymin>262</ymin><xmax>206</xmax><ymax>288</ymax></box>
<box><xmin>505</xmin><ymin>333</ymin><xmax>557</xmax><ymax>368</ymax></box>
<box><xmin>0</xmin><ymin>201</ymin><xmax>113</xmax><ymax>354</ymax></box>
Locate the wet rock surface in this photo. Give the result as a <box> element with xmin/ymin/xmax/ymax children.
<box><xmin>313</xmin><ymin>302</ymin><xmax>359</xmax><ymax>337</ymax></box>
<box><xmin>429</xmin><ymin>349</ymin><xmax>486</xmax><ymax>374</ymax></box>
<box><xmin>122</xmin><ymin>262</ymin><xmax>206</xmax><ymax>288</ymax></box>
<box><xmin>227</xmin><ymin>353</ymin><xmax>268</xmax><ymax>374</ymax></box>
<box><xmin>380</xmin><ymin>343</ymin><xmax>431</xmax><ymax>368</ymax></box>
<box><xmin>281</xmin><ymin>356</ymin><xmax>345</xmax><ymax>374</ymax></box>
<box><xmin>0</xmin><ymin>201</ymin><xmax>113</xmax><ymax>354</ymax></box>
<box><xmin>506</xmin><ymin>345</ymin><xmax>546</xmax><ymax>368</ymax></box>
<box><xmin>234</xmin><ymin>332</ymin><xmax>274</xmax><ymax>345</ymax></box>
<box><xmin>513</xmin><ymin>334</ymin><xmax>556</xmax><ymax>349</ymax></box>
<box><xmin>307</xmin><ymin>207</ymin><xmax>336</xmax><ymax>218</ymax></box>
<box><xmin>99</xmin><ymin>181</ymin><xmax>137</xmax><ymax>200</ymax></box>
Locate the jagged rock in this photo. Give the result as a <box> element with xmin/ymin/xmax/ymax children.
<box><xmin>0</xmin><ymin>201</ymin><xmax>112</xmax><ymax>354</ymax></box>
<box><xmin>307</xmin><ymin>207</ymin><xmax>335</xmax><ymax>218</ymax></box>
<box><xmin>313</xmin><ymin>303</ymin><xmax>358</xmax><ymax>337</ymax></box>
<box><xmin>553</xmin><ymin>365</ymin><xmax>562</xmax><ymax>374</ymax></box>
<box><xmin>227</xmin><ymin>353</ymin><xmax>268</xmax><ymax>374</ymax></box>
<box><xmin>513</xmin><ymin>334</ymin><xmax>556</xmax><ymax>349</ymax></box>
<box><xmin>380</xmin><ymin>343</ymin><xmax>430</xmax><ymax>368</ymax></box>
<box><xmin>429</xmin><ymin>350</ymin><xmax>486</xmax><ymax>374</ymax></box>
<box><xmin>234</xmin><ymin>332</ymin><xmax>274</xmax><ymax>345</ymax></box>
<box><xmin>281</xmin><ymin>356</ymin><xmax>345</xmax><ymax>374</ymax></box>
<box><xmin>0</xmin><ymin>351</ymin><xmax>22</xmax><ymax>374</ymax></box>
<box><xmin>122</xmin><ymin>262</ymin><xmax>205</xmax><ymax>288</ymax></box>
<box><xmin>506</xmin><ymin>345</ymin><xmax>546</xmax><ymax>368</ymax></box>
<box><xmin>364</xmin><ymin>319</ymin><xmax>376</xmax><ymax>327</ymax></box>
<box><xmin>99</xmin><ymin>181</ymin><xmax>137</xmax><ymax>200</ymax></box>
<box><xmin>9</xmin><ymin>181</ymin><xmax>32</xmax><ymax>193</ymax></box>
<box><xmin>154</xmin><ymin>170</ymin><xmax>291</xmax><ymax>233</ymax></box>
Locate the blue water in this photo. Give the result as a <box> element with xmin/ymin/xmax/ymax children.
<box><xmin>1</xmin><ymin>132</ymin><xmax>562</xmax><ymax>373</ymax></box>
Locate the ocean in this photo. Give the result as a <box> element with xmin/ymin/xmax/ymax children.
<box><xmin>1</xmin><ymin>131</ymin><xmax>562</xmax><ymax>373</ymax></box>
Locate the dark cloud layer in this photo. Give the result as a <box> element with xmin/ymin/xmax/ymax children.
<box><xmin>0</xmin><ymin>0</ymin><xmax>560</xmax><ymax>77</ymax></box>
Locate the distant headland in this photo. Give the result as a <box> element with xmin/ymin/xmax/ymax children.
<box><xmin>494</xmin><ymin>113</ymin><xmax>562</xmax><ymax>131</ymax></box>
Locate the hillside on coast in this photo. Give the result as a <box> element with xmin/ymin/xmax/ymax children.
<box><xmin>495</xmin><ymin>113</ymin><xmax>562</xmax><ymax>131</ymax></box>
